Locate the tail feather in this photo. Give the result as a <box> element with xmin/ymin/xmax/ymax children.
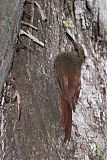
<box><xmin>60</xmin><ymin>98</ymin><xmax>72</xmax><ymax>143</ymax></box>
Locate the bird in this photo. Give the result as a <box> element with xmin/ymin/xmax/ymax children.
<box><xmin>54</xmin><ymin>32</ymin><xmax>85</xmax><ymax>143</ymax></box>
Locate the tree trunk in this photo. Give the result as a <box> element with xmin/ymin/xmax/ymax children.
<box><xmin>0</xmin><ymin>0</ymin><xmax>107</xmax><ymax>160</ymax></box>
<box><xmin>0</xmin><ymin>0</ymin><xmax>24</xmax><ymax>94</ymax></box>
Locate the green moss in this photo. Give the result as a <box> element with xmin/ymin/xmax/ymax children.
<box><xmin>64</xmin><ymin>7</ymin><xmax>71</xmax><ymax>17</ymax></box>
<box><xmin>96</xmin><ymin>145</ymin><xmax>104</xmax><ymax>160</ymax></box>
<box><xmin>89</xmin><ymin>143</ymin><xmax>104</xmax><ymax>160</ymax></box>
<box><xmin>63</xmin><ymin>20</ymin><xmax>70</xmax><ymax>28</ymax></box>
<box><xmin>98</xmin><ymin>154</ymin><xmax>104</xmax><ymax>160</ymax></box>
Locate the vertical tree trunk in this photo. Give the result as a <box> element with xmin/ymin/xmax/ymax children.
<box><xmin>0</xmin><ymin>0</ymin><xmax>24</xmax><ymax>94</ymax></box>
<box><xmin>1</xmin><ymin>0</ymin><xmax>63</xmax><ymax>159</ymax></box>
<box><xmin>0</xmin><ymin>0</ymin><xmax>107</xmax><ymax>160</ymax></box>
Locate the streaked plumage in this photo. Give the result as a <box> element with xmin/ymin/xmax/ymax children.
<box><xmin>54</xmin><ymin>41</ymin><xmax>85</xmax><ymax>142</ymax></box>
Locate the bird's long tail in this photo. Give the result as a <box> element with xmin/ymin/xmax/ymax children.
<box><xmin>60</xmin><ymin>97</ymin><xmax>72</xmax><ymax>143</ymax></box>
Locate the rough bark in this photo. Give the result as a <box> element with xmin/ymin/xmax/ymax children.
<box><xmin>0</xmin><ymin>0</ymin><xmax>107</xmax><ymax>160</ymax></box>
<box><xmin>1</xmin><ymin>0</ymin><xmax>62</xmax><ymax>159</ymax></box>
<box><xmin>0</xmin><ymin>0</ymin><xmax>24</xmax><ymax>94</ymax></box>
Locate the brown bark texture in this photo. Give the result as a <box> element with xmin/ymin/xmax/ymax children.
<box><xmin>0</xmin><ymin>0</ymin><xmax>107</xmax><ymax>160</ymax></box>
<box><xmin>0</xmin><ymin>0</ymin><xmax>24</xmax><ymax>94</ymax></box>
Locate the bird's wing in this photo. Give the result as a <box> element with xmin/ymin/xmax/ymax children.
<box><xmin>62</xmin><ymin>72</ymin><xmax>80</xmax><ymax>102</ymax></box>
<box><xmin>68</xmin><ymin>73</ymin><xmax>81</xmax><ymax>111</ymax></box>
<box><xmin>54</xmin><ymin>58</ymin><xmax>81</xmax><ymax>109</ymax></box>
